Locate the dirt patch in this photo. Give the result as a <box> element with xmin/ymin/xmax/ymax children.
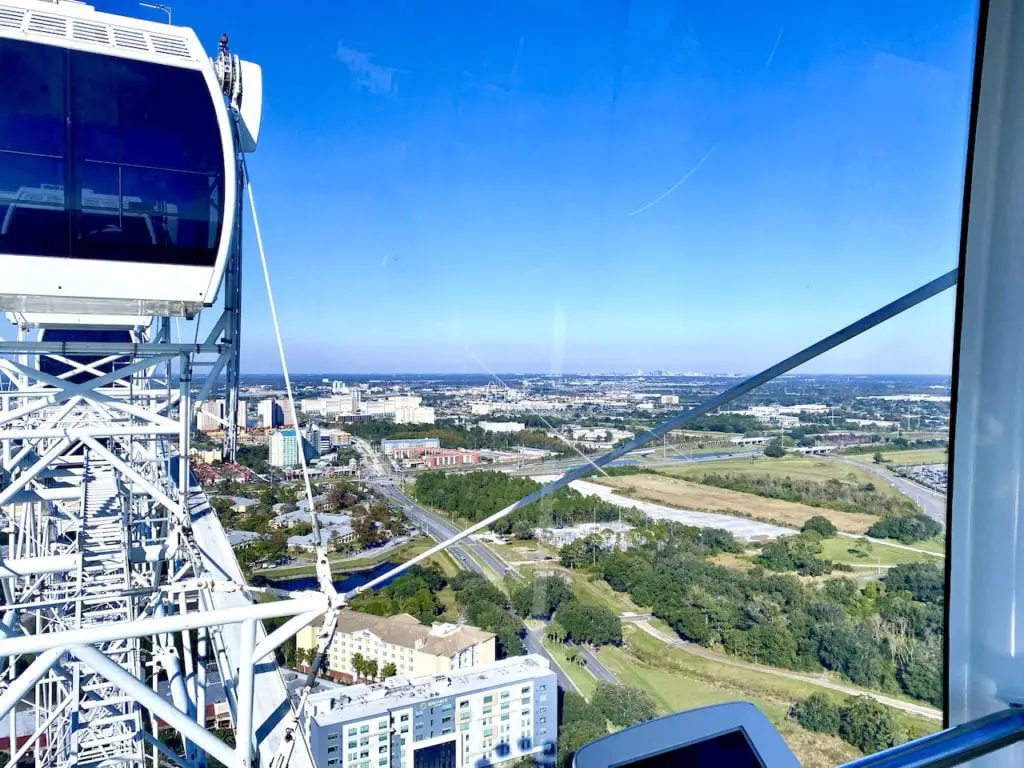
<box><xmin>600</xmin><ymin>474</ymin><xmax>875</xmax><ymax>534</ymax></box>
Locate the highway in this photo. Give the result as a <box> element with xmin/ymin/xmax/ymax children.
<box><xmin>351</xmin><ymin>439</ymin><xmax>578</xmax><ymax>693</ymax></box>
<box><xmin>502</xmin><ymin>450</ymin><xmax>759</xmax><ymax>477</ymax></box>
<box><xmin>835</xmin><ymin>456</ymin><xmax>947</xmax><ymax>527</ymax></box>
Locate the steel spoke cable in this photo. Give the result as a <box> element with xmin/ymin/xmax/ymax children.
<box><xmin>352</xmin><ymin>268</ymin><xmax>958</xmax><ymax>597</ymax></box>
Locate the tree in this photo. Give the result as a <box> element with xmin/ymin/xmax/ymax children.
<box><xmin>802</xmin><ymin>515</ymin><xmax>838</xmax><ymax>537</ymax></box>
<box><xmin>592</xmin><ymin>683</ymin><xmax>656</xmax><ymax>728</ymax></box>
<box><xmin>791</xmin><ymin>693</ymin><xmax>840</xmax><ymax>735</ymax></box>
<box><xmin>364</xmin><ymin>659</ymin><xmax>378</xmax><ymax>681</ymax></box>
<box><xmin>557</xmin><ymin>721</ymin><xmax>607</xmax><ymax>768</ymax></box>
<box><xmin>839</xmin><ymin>697</ymin><xmax>903</xmax><ymax>754</ymax></box>
<box><xmin>555</xmin><ymin>602</ymin><xmax>622</xmax><ymax>646</ymax></box>
<box><xmin>381</xmin><ymin>662</ymin><xmax>398</xmax><ymax>679</ymax></box>
<box><xmin>883</xmin><ymin>562</ymin><xmax>945</xmax><ymax>604</ymax></box>
<box><xmin>764</xmin><ymin>441</ymin><xmax>787</xmax><ymax>458</ymax></box>
<box><xmin>873</xmin><ymin>451</ymin><xmax>886</xmax><ymax>464</ymax></box>
<box><xmin>546</xmin><ymin>622</ymin><xmax>567</xmax><ymax>643</ymax></box>
<box><xmin>351</xmin><ymin>652</ymin><xmax>366</xmax><ymax>679</ymax></box>
<box><xmin>512</xmin><ymin>576</ymin><xmax>574</xmax><ymax>620</ymax></box>
<box><xmin>561</xmin><ymin>691</ymin><xmax>602</xmax><ymax>727</ymax></box>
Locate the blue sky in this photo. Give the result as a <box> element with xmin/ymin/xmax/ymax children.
<box><xmin>109</xmin><ymin>0</ymin><xmax>977</xmax><ymax>374</ymax></box>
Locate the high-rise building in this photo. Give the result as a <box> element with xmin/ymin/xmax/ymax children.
<box><xmin>269</xmin><ymin>428</ymin><xmax>300</xmax><ymax>468</ymax></box>
<box><xmin>258</xmin><ymin>399</ymin><xmax>284</xmax><ymax>428</ymax></box>
<box><xmin>296</xmin><ymin>612</ymin><xmax>496</xmax><ymax>683</ymax></box>
<box><xmin>197</xmin><ymin>399</ymin><xmax>225</xmax><ymax>432</ymax></box>
<box><xmin>302</xmin><ymin>655</ymin><xmax>557</xmax><ymax>768</ymax></box>
<box><xmin>237</xmin><ymin>400</ymin><xmax>248</xmax><ymax>429</ymax></box>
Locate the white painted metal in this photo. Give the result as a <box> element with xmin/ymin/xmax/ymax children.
<box><xmin>0</xmin><ymin>0</ymin><xmax>238</xmax><ymax>316</ymax></box>
<box><xmin>947</xmin><ymin>0</ymin><xmax>1024</xmax><ymax>759</ymax></box>
<box><xmin>0</xmin><ymin>7</ymin><xmax>305</xmax><ymax>768</ymax></box>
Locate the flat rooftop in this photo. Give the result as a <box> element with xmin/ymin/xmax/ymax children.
<box><xmin>306</xmin><ymin>654</ymin><xmax>553</xmax><ymax>726</ymax></box>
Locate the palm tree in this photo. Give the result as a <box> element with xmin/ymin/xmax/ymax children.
<box><xmin>351</xmin><ymin>652</ymin><xmax>366</xmax><ymax>680</ymax></box>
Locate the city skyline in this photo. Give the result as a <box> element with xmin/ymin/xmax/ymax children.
<box><xmin>116</xmin><ymin>0</ymin><xmax>974</xmax><ymax>375</ymax></box>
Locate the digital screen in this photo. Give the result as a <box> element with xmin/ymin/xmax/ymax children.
<box><xmin>617</xmin><ymin>729</ymin><xmax>765</xmax><ymax>768</ymax></box>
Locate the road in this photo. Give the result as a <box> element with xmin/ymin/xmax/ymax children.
<box><xmin>632</xmin><ymin>620</ymin><xmax>941</xmax><ymax>721</ymax></box>
<box><xmin>836</xmin><ymin>456</ymin><xmax>947</xmax><ymax>527</ymax></box>
<box><xmin>503</xmin><ymin>450</ymin><xmax>759</xmax><ymax>477</ymax></box>
<box><xmin>571</xmin><ymin>640</ymin><xmax>618</xmax><ymax>683</ymax></box>
<box><xmin>351</xmin><ymin>439</ymin><xmax>580</xmax><ymax>693</ymax></box>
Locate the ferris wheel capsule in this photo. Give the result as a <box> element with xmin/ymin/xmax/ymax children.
<box><xmin>0</xmin><ymin>0</ymin><xmax>262</xmax><ymax>322</ymax></box>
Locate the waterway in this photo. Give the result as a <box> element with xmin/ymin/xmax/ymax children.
<box><xmin>266</xmin><ymin>560</ymin><xmax>399</xmax><ymax>592</ymax></box>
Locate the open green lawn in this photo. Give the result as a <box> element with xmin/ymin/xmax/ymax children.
<box><xmin>853</xmin><ymin>449</ymin><xmax>948</xmax><ymax>467</ymax></box>
<box><xmin>541</xmin><ymin>637</ymin><xmax>597</xmax><ymax>698</ymax></box>
<box><xmin>819</xmin><ymin>536</ymin><xmax>935</xmax><ymax>566</ymax></box>
<box><xmin>567</xmin><ymin>570</ymin><xmax>644</xmax><ymax>615</ymax></box>
<box><xmin>904</xmin><ymin>536</ymin><xmax>946</xmax><ymax>556</ymax></box>
<box><xmin>657</xmin><ymin>455</ymin><xmax>906</xmax><ymax>498</ymax></box>
<box><xmin>598</xmin><ymin>640</ymin><xmax>859</xmax><ymax>768</ymax></box>
<box><xmin>601</xmin><ymin>626</ymin><xmax>937</xmax><ymax>761</ymax></box>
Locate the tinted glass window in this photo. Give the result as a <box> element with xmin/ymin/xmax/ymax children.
<box><xmin>0</xmin><ymin>38</ymin><xmax>69</xmax><ymax>258</ymax></box>
<box><xmin>0</xmin><ymin>38</ymin><xmax>224</xmax><ymax>266</ymax></box>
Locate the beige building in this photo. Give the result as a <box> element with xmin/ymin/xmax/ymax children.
<box><xmin>297</xmin><ymin>611</ymin><xmax>495</xmax><ymax>683</ymax></box>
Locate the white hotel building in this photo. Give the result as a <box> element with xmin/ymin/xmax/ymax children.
<box><xmin>303</xmin><ymin>656</ymin><xmax>557</xmax><ymax>768</ymax></box>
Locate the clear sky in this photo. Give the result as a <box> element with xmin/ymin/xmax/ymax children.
<box><xmin>108</xmin><ymin>0</ymin><xmax>978</xmax><ymax>375</ymax></box>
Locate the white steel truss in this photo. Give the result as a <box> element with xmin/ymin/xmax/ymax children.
<box><xmin>0</xmin><ymin>204</ymin><xmax>320</xmax><ymax>768</ymax></box>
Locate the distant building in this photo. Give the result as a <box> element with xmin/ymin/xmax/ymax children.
<box><xmin>534</xmin><ymin>521</ymin><xmax>633</xmax><ymax>551</ymax></box>
<box><xmin>301</xmin><ymin>655</ymin><xmax>557</xmax><ymax>768</ymax></box>
<box><xmin>478</xmin><ymin>421</ymin><xmax>526</xmax><ymax>433</ymax></box>
<box><xmin>258</xmin><ymin>399</ymin><xmax>284</xmax><ymax>428</ymax></box>
<box><xmin>382</xmin><ymin>438</ymin><xmax>441</xmax><ymax>456</ymax></box>
<box><xmin>297</xmin><ymin>612</ymin><xmax>497</xmax><ymax>683</ymax></box>
<box><xmin>197</xmin><ymin>399</ymin><xmax>225</xmax><ymax>432</ymax></box>
<box><xmin>270</xmin><ymin>428</ymin><xmax>300</xmax><ymax>468</ymax></box>
<box><xmin>660</xmin><ymin>394</ymin><xmax>680</xmax><ymax>405</ymax></box>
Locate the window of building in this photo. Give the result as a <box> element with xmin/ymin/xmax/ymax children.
<box><xmin>500</xmin><ymin>703</ymin><xmax>509</xmax><ymax>711</ymax></box>
<box><xmin>327</xmin><ymin>747</ymin><xmax>339</xmax><ymax>755</ymax></box>
<box><xmin>520</xmin><ymin>687</ymin><xmax>529</xmax><ymax>694</ymax></box>
<box><xmin>400</xmin><ymin>714</ymin><xmax>409</xmax><ymax>722</ymax></box>
<box><xmin>328</xmin><ymin>733</ymin><xmax>339</xmax><ymax>742</ymax></box>
<box><xmin>459</xmin><ymin>700</ymin><xmax>468</xmax><ymax>708</ymax></box>
<box><xmin>501</xmin><ymin>691</ymin><xmax>509</xmax><ymax>699</ymax></box>
<box><xmin>378</xmin><ymin>721</ymin><xmax>387</xmax><ymax>730</ymax></box>
<box><xmin>539</xmin><ymin>717</ymin><xmax>546</xmax><ymax>725</ymax></box>
<box><xmin>359</xmin><ymin>751</ymin><xmax>369</xmax><ymax>759</ymax></box>
<box><xmin>483</xmin><ymin>695</ymin><xmax>493</xmax><ymax>703</ymax></box>
<box><xmin>378</xmin><ymin>746</ymin><xmax>387</xmax><ymax>754</ymax></box>
<box><xmin>348</xmin><ymin>729</ymin><xmax>356</xmax><ymax>737</ymax></box>
<box><xmin>482</xmin><ymin>707</ymin><xmax>491</xmax><ymax>715</ymax></box>
<box><xmin>501</xmin><ymin>714</ymin><xmax>509</xmax><ymax>722</ymax></box>
<box><xmin>460</xmin><ymin>724</ymin><xmax>469</xmax><ymax>732</ymax></box>
<box><xmin>328</xmin><ymin>760</ymin><xmax>338</xmax><ymax>767</ymax></box>
<box><xmin>359</xmin><ymin>726</ymin><xmax>369</xmax><ymax>734</ymax></box>
<box><xmin>441</xmin><ymin>716</ymin><xmax>452</xmax><ymax>725</ymax></box>
<box><xmin>359</xmin><ymin>738</ymin><xmax>369</xmax><ymax>747</ymax></box>
<box><xmin>348</xmin><ymin>742</ymin><xmax>356</xmax><ymax>750</ymax></box>
<box><xmin>379</xmin><ymin>760</ymin><xmax>387</xmax><ymax>766</ymax></box>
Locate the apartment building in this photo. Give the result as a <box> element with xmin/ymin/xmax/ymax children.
<box><xmin>303</xmin><ymin>655</ymin><xmax>557</xmax><ymax>768</ymax></box>
<box><xmin>297</xmin><ymin>612</ymin><xmax>496</xmax><ymax>684</ymax></box>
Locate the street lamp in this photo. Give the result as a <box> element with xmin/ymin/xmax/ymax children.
<box><xmin>139</xmin><ymin>2</ymin><xmax>172</xmax><ymax>23</ymax></box>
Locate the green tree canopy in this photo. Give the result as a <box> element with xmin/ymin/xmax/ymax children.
<box><xmin>838</xmin><ymin>697</ymin><xmax>903</xmax><ymax>754</ymax></box>
<box><xmin>591</xmin><ymin>683</ymin><xmax>657</xmax><ymax>728</ymax></box>
<box><xmin>791</xmin><ymin>693</ymin><xmax>840</xmax><ymax>735</ymax></box>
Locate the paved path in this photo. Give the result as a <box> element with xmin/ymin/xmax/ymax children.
<box><xmin>631</xmin><ymin>620</ymin><xmax>941</xmax><ymax>721</ymax></box>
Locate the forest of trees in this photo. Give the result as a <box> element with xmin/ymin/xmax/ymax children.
<box><xmin>557</xmin><ymin>688</ymin><xmax>656</xmax><ymax>768</ymax></box>
<box><xmin>867</xmin><ymin>514</ymin><xmax>943</xmax><ymax>544</ymax></box>
<box><xmin>791</xmin><ymin>693</ymin><xmax>905</xmax><ymax>753</ymax></box>
<box><xmin>578</xmin><ymin>523</ymin><xmax>943</xmax><ymax>707</ymax></box>
<box><xmin>348</xmin><ymin>565</ymin><xmax>447</xmax><ymax>623</ymax></box>
<box><xmin>414</xmin><ymin>470</ymin><xmax>642</xmax><ymax>536</ymax></box>
<box><xmin>694</xmin><ymin>472</ymin><xmax>921</xmax><ymax>517</ymax></box>
<box><xmin>344</xmin><ymin>421</ymin><xmax>572</xmax><ymax>455</ymax></box>
<box><xmin>449</xmin><ymin>572</ymin><xmax>526</xmax><ymax>656</ymax></box>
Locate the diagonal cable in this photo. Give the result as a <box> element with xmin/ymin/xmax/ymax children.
<box><xmin>352</xmin><ymin>268</ymin><xmax>958</xmax><ymax>596</ymax></box>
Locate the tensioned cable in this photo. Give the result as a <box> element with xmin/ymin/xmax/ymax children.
<box><xmin>351</xmin><ymin>267</ymin><xmax>959</xmax><ymax>597</ymax></box>
<box><xmin>244</xmin><ymin>168</ymin><xmax>337</xmax><ymax>603</ymax></box>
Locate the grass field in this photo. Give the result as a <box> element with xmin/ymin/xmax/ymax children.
<box><xmin>903</xmin><ymin>536</ymin><xmax>946</xmax><ymax>556</ymax></box>
<box><xmin>599</xmin><ymin>626</ymin><xmax>937</xmax><ymax>767</ymax></box>
<box><xmin>599</xmin><ymin>634</ymin><xmax>859</xmax><ymax>768</ymax></box>
<box><xmin>643</xmin><ymin>444</ymin><xmax>754</xmax><ymax>460</ymax></box>
<box><xmin>846</xmin><ymin>449</ymin><xmax>948</xmax><ymax>467</ymax></box>
<box><xmin>599</xmin><ymin>473</ymin><xmax>875</xmax><ymax>534</ymax></box>
<box><xmin>819</xmin><ymin>536</ymin><xmax>935</xmax><ymax>566</ymax></box>
<box><xmin>541</xmin><ymin>637</ymin><xmax>597</xmax><ymax>698</ymax></box>
<box><xmin>568</xmin><ymin>569</ymin><xmax>644</xmax><ymax>614</ymax></box>
<box><xmin>660</xmin><ymin>454</ymin><xmax>905</xmax><ymax>497</ymax></box>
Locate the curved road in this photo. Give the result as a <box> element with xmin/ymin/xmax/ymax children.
<box><xmin>836</xmin><ymin>456</ymin><xmax>947</xmax><ymax>527</ymax></box>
